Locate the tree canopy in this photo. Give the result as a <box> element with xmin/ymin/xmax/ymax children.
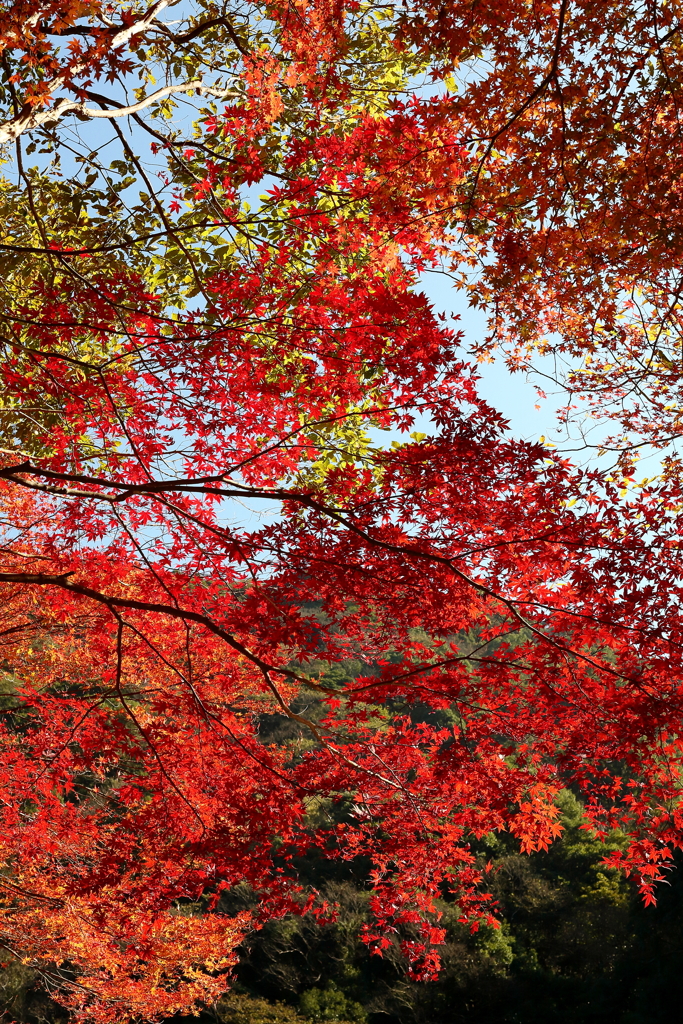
<box><xmin>1</xmin><ymin>1</ymin><xmax>683</xmax><ymax>1020</ymax></box>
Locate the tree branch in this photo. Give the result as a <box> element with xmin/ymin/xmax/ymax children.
<box><xmin>0</xmin><ymin>0</ymin><xmax>176</xmax><ymax>143</ymax></box>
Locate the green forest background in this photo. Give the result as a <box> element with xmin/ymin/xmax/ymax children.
<box><xmin>4</xmin><ymin>662</ymin><xmax>682</xmax><ymax>1024</ymax></box>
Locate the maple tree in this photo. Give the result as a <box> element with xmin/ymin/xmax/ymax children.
<box><xmin>1</xmin><ymin>1</ymin><xmax>683</xmax><ymax>1021</ymax></box>
<box><xmin>393</xmin><ymin>0</ymin><xmax>683</xmax><ymax>469</ymax></box>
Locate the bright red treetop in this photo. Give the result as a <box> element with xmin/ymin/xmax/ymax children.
<box><xmin>0</xmin><ymin>1</ymin><xmax>682</xmax><ymax>1020</ymax></box>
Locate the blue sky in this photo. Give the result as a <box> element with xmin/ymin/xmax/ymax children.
<box><xmin>419</xmin><ymin>269</ymin><xmax>559</xmax><ymax>443</ymax></box>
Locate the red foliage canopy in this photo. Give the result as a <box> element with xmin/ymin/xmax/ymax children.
<box><xmin>0</xmin><ymin>0</ymin><xmax>683</xmax><ymax>1019</ymax></box>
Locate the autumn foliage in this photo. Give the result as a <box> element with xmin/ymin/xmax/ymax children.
<box><xmin>1</xmin><ymin>0</ymin><xmax>683</xmax><ymax>1019</ymax></box>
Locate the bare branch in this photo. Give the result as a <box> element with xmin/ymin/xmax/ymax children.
<box><xmin>0</xmin><ymin>0</ymin><xmax>176</xmax><ymax>143</ymax></box>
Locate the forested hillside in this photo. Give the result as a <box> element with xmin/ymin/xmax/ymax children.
<box><xmin>4</xmin><ymin>788</ymin><xmax>683</xmax><ymax>1024</ymax></box>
